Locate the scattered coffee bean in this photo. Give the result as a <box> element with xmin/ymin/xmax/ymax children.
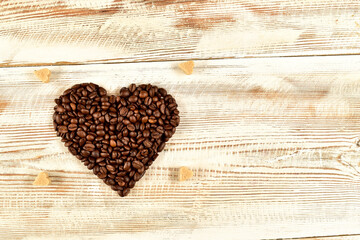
<box><xmin>53</xmin><ymin>83</ymin><xmax>180</xmax><ymax>197</ymax></box>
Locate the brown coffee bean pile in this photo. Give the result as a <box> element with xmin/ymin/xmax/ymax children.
<box><xmin>53</xmin><ymin>83</ymin><xmax>180</xmax><ymax>197</ymax></box>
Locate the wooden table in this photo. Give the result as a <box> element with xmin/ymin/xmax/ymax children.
<box><xmin>1</xmin><ymin>1</ymin><xmax>360</xmax><ymax>239</ymax></box>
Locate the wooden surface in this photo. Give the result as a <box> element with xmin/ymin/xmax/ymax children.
<box><xmin>1</xmin><ymin>57</ymin><xmax>360</xmax><ymax>239</ymax></box>
<box><xmin>1</xmin><ymin>1</ymin><xmax>360</xmax><ymax>240</ymax></box>
<box><xmin>2</xmin><ymin>0</ymin><xmax>360</xmax><ymax>66</ymax></box>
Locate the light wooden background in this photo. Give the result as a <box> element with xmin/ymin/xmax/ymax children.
<box><xmin>1</xmin><ymin>0</ymin><xmax>360</xmax><ymax>239</ymax></box>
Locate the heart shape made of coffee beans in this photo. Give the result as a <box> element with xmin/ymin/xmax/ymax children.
<box><xmin>53</xmin><ymin>83</ymin><xmax>180</xmax><ymax>197</ymax></box>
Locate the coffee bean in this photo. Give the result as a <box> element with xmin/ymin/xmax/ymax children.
<box><xmin>156</xmin><ymin>126</ymin><xmax>164</xmax><ymax>133</ymax></box>
<box><xmin>159</xmin><ymin>88</ymin><xmax>167</xmax><ymax>97</ymax></box>
<box><xmin>122</xmin><ymin>162</ymin><xmax>131</xmax><ymax>171</ymax></box>
<box><xmin>54</xmin><ymin>83</ymin><xmax>180</xmax><ymax>197</ymax></box>
<box><xmin>129</xmin><ymin>84</ymin><xmax>136</xmax><ymax>92</ymax></box>
<box><xmin>153</xmin><ymin>110</ymin><xmax>161</xmax><ymax>118</ymax></box>
<box><xmin>120</xmin><ymin>107</ymin><xmax>129</xmax><ymax>117</ymax></box>
<box><xmin>99</xmin><ymin>87</ymin><xmax>107</xmax><ymax>96</ymax></box>
<box><xmin>120</xmin><ymin>88</ymin><xmax>130</xmax><ymax>97</ymax></box>
<box><xmin>143</xmin><ymin>129</ymin><xmax>150</xmax><ymax>138</ymax></box>
<box><xmin>56</xmin><ymin>105</ymin><xmax>65</xmax><ymax>113</ymax></box>
<box><xmin>84</xmin><ymin>143</ymin><xmax>95</xmax><ymax>151</ymax></box>
<box><xmin>81</xmin><ymin>108</ymin><xmax>89</xmax><ymax>114</ymax></box>
<box><xmin>158</xmin><ymin>142</ymin><xmax>166</xmax><ymax>152</ymax></box>
<box><xmin>91</xmin><ymin>150</ymin><xmax>100</xmax><ymax>158</ymax></box>
<box><xmin>151</xmin><ymin>131</ymin><xmax>162</xmax><ymax>139</ymax></box>
<box><xmin>93</xmin><ymin>112</ymin><xmax>101</xmax><ymax>118</ymax></box>
<box><xmin>86</xmin><ymin>135</ymin><xmax>95</xmax><ymax>141</ymax></box>
<box><xmin>69</xmin><ymin>147</ymin><xmax>77</xmax><ymax>155</ymax></box>
<box><xmin>81</xmin><ymin>150</ymin><xmax>91</xmax><ymax>157</ymax></box>
<box><xmin>127</xmin><ymin>124</ymin><xmax>135</xmax><ymax>132</ymax></box>
<box><xmin>77</xmin><ymin>130</ymin><xmax>86</xmax><ymax>138</ymax></box>
<box><xmin>128</xmin><ymin>180</ymin><xmax>135</xmax><ymax>188</ymax></box>
<box><xmin>132</xmin><ymin>160</ymin><xmax>144</xmax><ymax>170</ymax></box>
<box><xmin>129</xmin><ymin>115</ymin><xmax>137</xmax><ymax>123</ymax></box>
<box><xmin>79</xmin><ymin>138</ymin><xmax>86</xmax><ymax>146</ymax></box>
<box><xmin>110</xmin><ymin>139</ymin><xmax>117</xmax><ymax>147</ymax></box>
<box><xmin>148</xmin><ymin>117</ymin><xmax>157</xmax><ymax>124</ymax></box>
<box><xmin>96</xmin><ymin>130</ymin><xmax>105</xmax><ymax>136</ymax></box>
<box><xmin>58</xmin><ymin>126</ymin><xmax>68</xmax><ymax>133</ymax></box>
<box><xmin>149</xmin><ymin>87</ymin><xmax>155</xmax><ymax>97</ymax></box>
<box><xmin>70</xmin><ymin>103</ymin><xmax>76</xmax><ymax>111</ymax></box>
<box><xmin>139</xmin><ymin>91</ymin><xmax>148</xmax><ymax>98</ymax></box>
<box><xmin>121</xmin><ymin>188</ymin><xmax>130</xmax><ymax>197</ymax></box>
<box><xmin>117</xmin><ymin>180</ymin><xmax>126</xmax><ymax>187</ymax></box>
<box><xmin>160</xmin><ymin>104</ymin><xmax>166</xmax><ymax>114</ymax></box>
<box><xmin>133</xmin><ymin>172</ymin><xmax>143</xmax><ymax>181</ymax></box>
<box><xmin>143</xmin><ymin>139</ymin><xmax>152</xmax><ymax>148</ymax></box>
<box><xmin>106</xmin><ymin>165</ymin><xmax>116</xmax><ymax>172</ymax></box>
<box><xmin>129</xmin><ymin>95</ymin><xmax>138</xmax><ymax>103</ymax></box>
<box><xmin>144</xmin><ymin>97</ymin><xmax>152</xmax><ymax>106</ymax></box>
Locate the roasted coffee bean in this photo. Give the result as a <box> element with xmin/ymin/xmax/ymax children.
<box><xmin>127</xmin><ymin>124</ymin><xmax>135</xmax><ymax>132</ymax></box>
<box><xmin>86</xmin><ymin>135</ymin><xmax>95</xmax><ymax>141</ymax></box>
<box><xmin>81</xmin><ymin>150</ymin><xmax>91</xmax><ymax>157</ymax></box>
<box><xmin>157</xmin><ymin>142</ymin><xmax>165</xmax><ymax>152</ymax></box>
<box><xmin>156</xmin><ymin>126</ymin><xmax>164</xmax><ymax>133</ymax></box>
<box><xmin>77</xmin><ymin>130</ymin><xmax>86</xmax><ymax>138</ymax></box>
<box><xmin>160</xmin><ymin>104</ymin><xmax>166</xmax><ymax>114</ymax></box>
<box><xmin>121</xmin><ymin>188</ymin><xmax>130</xmax><ymax>197</ymax></box>
<box><xmin>124</xmin><ymin>161</ymin><xmax>131</xmax><ymax>171</ymax></box>
<box><xmin>79</xmin><ymin>138</ymin><xmax>86</xmax><ymax>146</ymax></box>
<box><xmin>133</xmin><ymin>172</ymin><xmax>143</xmax><ymax>181</ymax></box>
<box><xmin>139</xmin><ymin>91</ymin><xmax>148</xmax><ymax>98</ymax></box>
<box><xmin>58</xmin><ymin>126</ymin><xmax>68</xmax><ymax>133</ymax></box>
<box><xmin>120</xmin><ymin>88</ymin><xmax>130</xmax><ymax>97</ymax></box>
<box><xmin>119</xmin><ymin>107</ymin><xmax>128</xmax><ymax>116</ymax></box>
<box><xmin>132</xmin><ymin>160</ymin><xmax>144</xmax><ymax>170</ymax></box>
<box><xmin>143</xmin><ymin>139</ymin><xmax>152</xmax><ymax>148</ymax></box>
<box><xmin>90</xmin><ymin>150</ymin><xmax>99</xmax><ymax>158</ymax></box>
<box><xmin>159</xmin><ymin>88</ymin><xmax>167</xmax><ymax>97</ymax></box>
<box><xmin>151</xmin><ymin>131</ymin><xmax>161</xmax><ymax>139</ymax></box>
<box><xmin>143</xmin><ymin>129</ymin><xmax>150</xmax><ymax>138</ymax></box>
<box><xmin>129</xmin><ymin>115</ymin><xmax>137</xmax><ymax>123</ymax></box>
<box><xmin>93</xmin><ymin>112</ymin><xmax>101</xmax><ymax>118</ymax></box>
<box><xmin>56</xmin><ymin>105</ymin><xmax>65</xmax><ymax>113</ymax></box>
<box><xmin>128</xmin><ymin>180</ymin><xmax>136</xmax><ymax>188</ymax></box>
<box><xmin>123</xmin><ymin>119</ymin><xmax>131</xmax><ymax>125</ymax></box>
<box><xmin>69</xmin><ymin>147</ymin><xmax>77</xmax><ymax>155</ymax></box>
<box><xmin>128</xmin><ymin>95</ymin><xmax>138</xmax><ymax>103</ymax></box>
<box><xmin>129</xmin><ymin>84</ymin><xmax>136</xmax><ymax>92</ymax></box>
<box><xmin>83</xmin><ymin>143</ymin><xmax>95</xmax><ymax>151</ymax></box>
<box><xmin>153</xmin><ymin>110</ymin><xmax>161</xmax><ymax>118</ymax></box>
<box><xmin>106</xmin><ymin>165</ymin><xmax>116</xmax><ymax>172</ymax></box>
<box><xmin>148</xmin><ymin>117</ymin><xmax>157</xmax><ymax>124</ymax></box>
<box><xmin>54</xmin><ymin>83</ymin><xmax>180</xmax><ymax>197</ymax></box>
<box><xmin>96</xmin><ymin>130</ymin><xmax>105</xmax><ymax>136</ymax></box>
<box><xmin>110</xmin><ymin>139</ymin><xmax>117</xmax><ymax>147</ymax></box>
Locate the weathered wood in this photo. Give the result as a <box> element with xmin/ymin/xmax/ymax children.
<box><xmin>1</xmin><ymin>56</ymin><xmax>360</xmax><ymax>239</ymax></box>
<box><xmin>1</xmin><ymin>0</ymin><xmax>360</xmax><ymax>66</ymax></box>
<box><xmin>300</xmin><ymin>235</ymin><xmax>360</xmax><ymax>240</ymax></box>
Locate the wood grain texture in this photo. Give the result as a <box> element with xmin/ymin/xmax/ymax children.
<box><xmin>2</xmin><ymin>0</ymin><xmax>360</xmax><ymax>66</ymax></box>
<box><xmin>297</xmin><ymin>235</ymin><xmax>360</xmax><ymax>240</ymax></box>
<box><xmin>1</xmin><ymin>56</ymin><xmax>360</xmax><ymax>239</ymax></box>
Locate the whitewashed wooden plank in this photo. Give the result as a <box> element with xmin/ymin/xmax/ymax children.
<box><xmin>1</xmin><ymin>56</ymin><xmax>360</xmax><ymax>239</ymax></box>
<box><xmin>302</xmin><ymin>236</ymin><xmax>360</xmax><ymax>240</ymax></box>
<box><xmin>1</xmin><ymin>0</ymin><xmax>360</xmax><ymax>66</ymax></box>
